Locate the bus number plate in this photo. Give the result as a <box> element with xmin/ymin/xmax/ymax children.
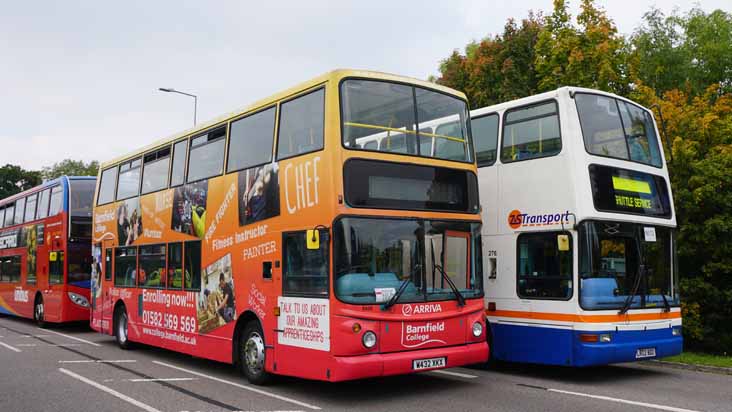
<box><xmin>413</xmin><ymin>357</ymin><xmax>446</xmax><ymax>370</ymax></box>
<box><xmin>635</xmin><ymin>347</ymin><xmax>656</xmax><ymax>358</ymax></box>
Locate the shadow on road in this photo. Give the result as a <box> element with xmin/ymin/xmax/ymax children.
<box><xmin>468</xmin><ymin>359</ymin><xmax>671</xmax><ymax>384</ymax></box>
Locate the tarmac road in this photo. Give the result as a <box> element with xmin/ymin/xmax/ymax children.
<box><xmin>0</xmin><ymin>315</ymin><xmax>729</xmax><ymax>412</ymax></box>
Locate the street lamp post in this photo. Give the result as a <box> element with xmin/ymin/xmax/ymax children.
<box><xmin>158</xmin><ymin>87</ymin><xmax>198</xmax><ymax>127</ymax></box>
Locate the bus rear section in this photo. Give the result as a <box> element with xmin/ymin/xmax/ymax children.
<box><xmin>0</xmin><ymin>176</ymin><xmax>95</xmax><ymax>325</ymax></box>
<box><xmin>90</xmin><ymin>69</ymin><xmax>487</xmax><ymax>384</ymax></box>
<box><xmin>472</xmin><ymin>87</ymin><xmax>681</xmax><ymax>366</ymax></box>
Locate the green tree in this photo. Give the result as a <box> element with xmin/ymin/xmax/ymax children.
<box><xmin>42</xmin><ymin>159</ymin><xmax>99</xmax><ymax>180</ymax></box>
<box><xmin>631</xmin><ymin>8</ymin><xmax>732</xmax><ymax>96</ymax></box>
<box><xmin>535</xmin><ymin>0</ymin><xmax>627</xmax><ymax>93</ymax></box>
<box><xmin>0</xmin><ymin>164</ymin><xmax>42</xmax><ymax>199</ymax></box>
<box><xmin>435</xmin><ymin>12</ymin><xmax>543</xmax><ymax>108</ymax></box>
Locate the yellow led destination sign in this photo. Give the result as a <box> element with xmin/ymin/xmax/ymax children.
<box><xmin>589</xmin><ymin>164</ymin><xmax>672</xmax><ymax>218</ymax></box>
<box><xmin>612</xmin><ymin>176</ymin><xmax>651</xmax><ymax>194</ymax></box>
<box><xmin>615</xmin><ymin>195</ymin><xmax>652</xmax><ymax>209</ymax></box>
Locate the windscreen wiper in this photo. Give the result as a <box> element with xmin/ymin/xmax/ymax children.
<box><xmin>382</xmin><ymin>264</ymin><xmax>421</xmax><ymax>311</ymax></box>
<box><xmin>660</xmin><ymin>291</ymin><xmax>671</xmax><ymax>313</ymax></box>
<box><xmin>434</xmin><ymin>264</ymin><xmax>466</xmax><ymax>307</ymax></box>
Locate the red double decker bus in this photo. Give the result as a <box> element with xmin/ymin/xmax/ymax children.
<box><xmin>91</xmin><ymin>70</ymin><xmax>488</xmax><ymax>384</ymax></box>
<box><xmin>0</xmin><ymin>176</ymin><xmax>95</xmax><ymax>326</ymax></box>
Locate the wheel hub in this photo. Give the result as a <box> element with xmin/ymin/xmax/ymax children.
<box><xmin>244</xmin><ymin>332</ymin><xmax>265</xmax><ymax>374</ymax></box>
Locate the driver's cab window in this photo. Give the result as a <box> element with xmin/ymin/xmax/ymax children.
<box><xmin>597</xmin><ymin>237</ymin><xmax>638</xmax><ymax>296</ymax></box>
<box><xmin>517</xmin><ymin>232</ymin><xmax>572</xmax><ymax>299</ymax></box>
<box><xmin>283</xmin><ymin>230</ymin><xmax>329</xmax><ymax>297</ymax></box>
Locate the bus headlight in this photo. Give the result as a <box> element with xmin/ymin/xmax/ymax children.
<box><xmin>472</xmin><ymin>322</ymin><xmax>483</xmax><ymax>337</ymax></box>
<box><xmin>68</xmin><ymin>292</ymin><xmax>90</xmax><ymax>308</ymax></box>
<box><xmin>672</xmin><ymin>326</ymin><xmax>682</xmax><ymax>336</ymax></box>
<box><xmin>600</xmin><ymin>333</ymin><xmax>612</xmax><ymax>343</ymax></box>
<box><xmin>362</xmin><ymin>331</ymin><xmax>377</xmax><ymax>348</ymax></box>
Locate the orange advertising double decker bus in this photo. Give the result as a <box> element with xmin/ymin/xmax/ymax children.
<box><xmin>90</xmin><ymin>69</ymin><xmax>487</xmax><ymax>384</ymax></box>
<box><xmin>0</xmin><ymin>176</ymin><xmax>95</xmax><ymax>326</ymax></box>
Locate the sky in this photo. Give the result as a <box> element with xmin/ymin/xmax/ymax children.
<box><xmin>1</xmin><ymin>0</ymin><xmax>729</xmax><ymax>171</ymax></box>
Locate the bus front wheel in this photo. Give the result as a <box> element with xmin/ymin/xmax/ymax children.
<box><xmin>34</xmin><ymin>295</ymin><xmax>46</xmax><ymax>328</ymax></box>
<box><xmin>114</xmin><ymin>306</ymin><xmax>132</xmax><ymax>350</ymax></box>
<box><xmin>239</xmin><ymin>322</ymin><xmax>272</xmax><ymax>385</ymax></box>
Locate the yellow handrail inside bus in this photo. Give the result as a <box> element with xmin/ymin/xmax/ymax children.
<box><xmin>344</xmin><ymin>122</ymin><xmax>466</xmax><ymax>143</ymax></box>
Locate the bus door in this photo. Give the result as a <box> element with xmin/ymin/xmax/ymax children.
<box><xmin>275</xmin><ymin>229</ymin><xmax>331</xmax><ymax>380</ymax></box>
<box><xmin>93</xmin><ymin>244</ymin><xmax>114</xmax><ymax>333</ymax></box>
<box><xmin>46</xmin><ymin>244</ymin><xmax>65</xmax><ymax>322</ymax></box>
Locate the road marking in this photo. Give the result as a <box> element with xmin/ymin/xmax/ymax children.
<box><xmin>429</xmin><ymin>369</ymin><xmax>478</xmax><ymax>379</ymax></box>
<box><xmin>548</xmin><ymin>388</ymin><xmax>702</xmax><ymax>412</ymax></box>
<box><xmin>21</xmin><ymin>334</ymin><xmax>50</xmax><ymax>338</ymax></box>
<box><xmin>43</xmin><ymin>328</ymin><xmax>102</xmax><ymax>346</ymax></box>
<box><xmin>59</xmin><ymin>368</ymin><xmax>162</xmax><ymax>412</ymax></box>
<box><xmin>153</xmin><ymin>361</ymin><xmax>322</xmax><ymax>410</ymax></box>
<box><xmin>17</xmin><ymin>343</ymin><xmax>82</xmax><ymax>347</ymax></box>
<box><xmin>59</xmin><ymin>359</ymin><xmax>137</xmax><ymax>364</ymax></box>
<box><xmin>0</xmin><ymin>341</ymin><xmax>21</xmax><ymax>352</ymax></box>
<box><xmin>129</xmin><ymin>378</ymin><xmax>197</xmax><ymax>382</ymax></box>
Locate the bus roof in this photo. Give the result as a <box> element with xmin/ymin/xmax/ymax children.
<box><xmin>100</xmin><ymin>69</ymin><xmax>467</xmax><ymax>168</ymax></box>
<box><xmin>470</xmin><ymin>86</ymin><xmax>647</xmax><ymax>117</ymax></box>
<box><xmin>0</xmin><ymin>175</ymin><xmax>95</xmax><ymax>206</ymax></box>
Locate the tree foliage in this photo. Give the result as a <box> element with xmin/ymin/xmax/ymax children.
<box><xmin>0</xmin><ymin>164</ymin><xmax>42</xmax><ymax>199</ymax></box>
<box><xmin>42</xmin><ymin>159</ymin><xmax>99</xmax><ymax>180</ymax></box>
<box><xmin>436</xmin><ymin>1</ymin><xmax>732</xmax><ymax>352</ymax></box>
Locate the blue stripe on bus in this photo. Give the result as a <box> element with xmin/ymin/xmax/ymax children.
<box><xmin>489</xmin><ymin>322</ymin><xmax>682</xmax><ymax>366</ymax></box>
<box><xmin>68</xmin><ymin>280</ymin><xmax>91</xmax><ymax>288</ymax></box>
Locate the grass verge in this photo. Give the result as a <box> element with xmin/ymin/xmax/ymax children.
<box><xmin>663</xmin><ymin>352</ymin><xmax>732</xmax><ymax>368</ymax></box>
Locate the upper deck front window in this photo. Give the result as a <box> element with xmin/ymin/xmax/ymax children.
<box><xmin>340</xmin><ymin>79</ymin><xmax>473</xmax><ymax>163</ymax></box>
<box><xmin>575</xmin><ymin>93</ymin><xmax>663</xmax><ymax>167</ymax></box>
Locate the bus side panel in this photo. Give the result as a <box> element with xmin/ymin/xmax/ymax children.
<box><xmin>491</xmin><ymin>322</ymin><xmax>573</xmax><ymax>365</ymax></box>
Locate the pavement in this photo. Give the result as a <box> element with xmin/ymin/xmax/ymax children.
<box><xmin>0</xmin><ymin>314</ymin><xmax>730</xmax><ymax>412</ymax></box>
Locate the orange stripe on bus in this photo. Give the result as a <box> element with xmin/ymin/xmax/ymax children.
<box><xmin>486</xmin><ymin>309</ymin><xmax>680</xmax><ymax>323</ymax></box>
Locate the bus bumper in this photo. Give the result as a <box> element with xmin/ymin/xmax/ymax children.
<box><xmin>573</xmin><ymin>328</ymin><xmax>683</xmax><ymax>366</ymax></box>
<box><xmin>330</xmin><ymin>342</ymin><xmax>488</xmax><ymax>381</ymax></box>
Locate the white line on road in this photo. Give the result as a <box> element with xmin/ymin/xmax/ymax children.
<box><xmin>59</xmin><ymin>360</ymin><xmax>137</xmax><ymax>364</ymax></box>
<box><xmin>429</xmin><ymin>369</ymin><xmax>478</xmax><ymax>379</ymax></box>
<box><xmin>128</xmin><ymin>377</ymin><xmax>197</xmax><ymax>382</ymax></box>
<box><xmin>548</xmin><ymin>388</ymin><xmax>702</xmax><ymax>412</ymax></box>
<box><xmin>0</xmin><ymin>341</ymin><xmax>21</xmax><ymax>352</ymax></box>
<box><xmin>153</xmin><ymin>360</ymin><xmax>322</xmax><ymax>410</ymax></box>
<box><xmin>59</xmin><ymin>368</ymin><xmax>162</xmax><ymax>412</ymax></box>
<box><xmin>17</xmin><ymin>343</ymin><xmax>81</xmax><ymax>347</ymax></box>
<box><xmin>43</xmin><ymin>328</ymin><xmax>102</xmax><ymax>346</ymax></box>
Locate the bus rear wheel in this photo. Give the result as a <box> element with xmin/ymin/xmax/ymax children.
<box><xmin>114</xmin><ymin>306</ymin><xmax>132</xmax><ymax>350</ymax></box>
<box><xmin>239</xmin><ymin>322</ymin><xmax>272</xmax><ymax>385</ymax></box>
<box><xmin>34</xmin><ymin>296</ymin><xmax>46</xmax><ymax>328</ymax></box>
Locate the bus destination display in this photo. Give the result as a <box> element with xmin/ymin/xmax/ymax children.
<box><xmin>589</xmin><ymin>164</ymin><xmax>671</xmax><ymax>218</ymax></box>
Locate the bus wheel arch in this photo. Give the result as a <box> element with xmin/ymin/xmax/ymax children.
<box><xmin>113</xmin><ymin>300</ymin><xmax>132</xmax><ymax>349</ymax></box>
<box><xmin>33</xmin><ymin>292</ymin><xmax>46</xmax><ymax>328</ymax></box>
<box><xmin>233</xmin><ymin>311</ymin><xmax>272</xmax><ymax>385</ymax></box>
<box><xmin>232</xmin><ymin>311</ymin><xmax>260</xmax><ymax>365</ymax></box>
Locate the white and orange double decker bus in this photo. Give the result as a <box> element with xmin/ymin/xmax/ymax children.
<box><xmin>90</xmin><ymin>70</ymin><xmax>488</xmax><ymax>384</ymax></box>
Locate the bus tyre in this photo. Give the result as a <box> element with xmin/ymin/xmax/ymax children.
<box><xmin>34</xmin><ymin>295</ymin><xmax>46</xmax><ymax>328</ymax></box>
<box><xmin>239</xmin><ymin>322</ymin><xmax>272</xmax><ymax>385</ymax></box>
<box><xmin>114</xmin><ymin>307</ymin><xmax>132</xmax><ymax>350</ymax></box>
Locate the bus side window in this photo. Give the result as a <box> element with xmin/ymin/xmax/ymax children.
<box><xmin>114</xmin><ymin>247</ymin><xmax>137</xmax><ymax>287</ymax></box>
<box><xmin>501</xmin><ymin>101</ymin><xmax>561</xmax><ymax>163</ymax></box>
<box><xmin>49</xmin><ymin>185</ymin><xmax>64</xmax><ymax>216</ymax></box>
<box><xmin>104</xmin><ymin>248</ymin><xmax>112</xmax><ymax>281</ymax></box>
<box><xmin>167</xmin><ymin>242</ymin><xmax>183</xmax><ymax>289</ymax></box>
<box><xmin>516</xmin><ymin>232</ymin><xmax>572</xmax><ymax>300</ymax></box>
<box><xmin>276</xmin><ymin>88</ymin><xmax>325</xmax><ymax>160</ymax></box>
<box><xmin>183</xmin><ymin>240</ymin><xmax>201</xmax><ymax>291</ymax></box>
<box><xmin>473</xmin><ymin>113</ymin><xmax>499</xmax><ymax>167</ymax></box>
<box><xmin>282</xmin><ymin>230</ymin><xmax>329</xmax><ymax>297</ymax></box>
